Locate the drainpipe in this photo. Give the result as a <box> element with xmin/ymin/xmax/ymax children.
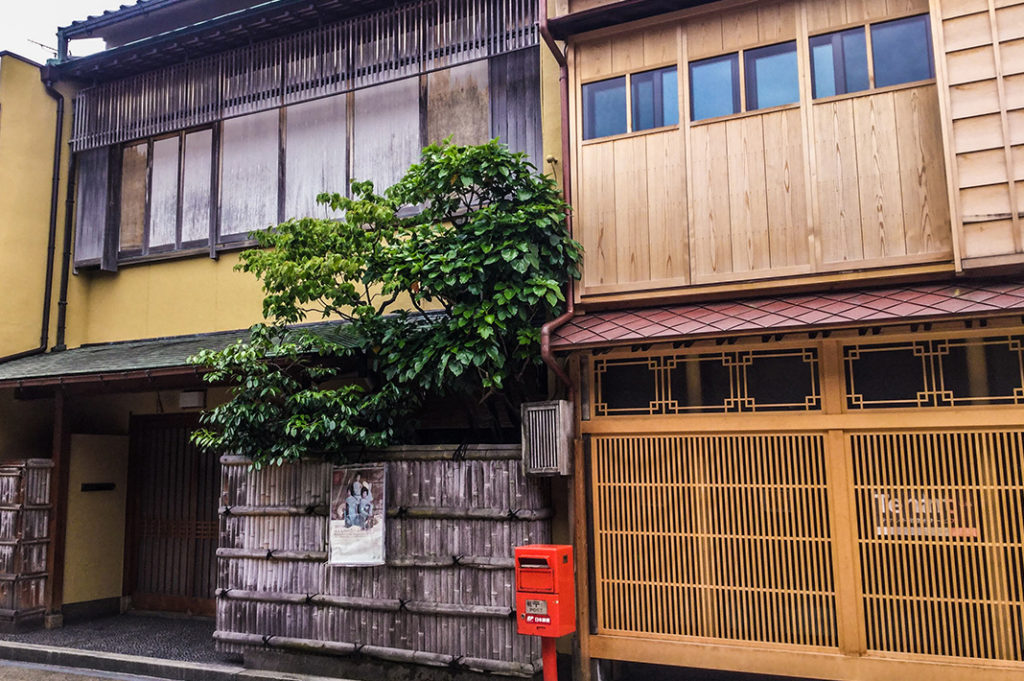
<box><xmin>54</xmin><ymin>150</ymin><xmax>76</xmax><ymax>352</ymax></box>
<box><xmin>0</xmin><ymin>77</ymin><xmax>64</xmax><ymax>364</ymax></box>
<box><xmin>538</xmin><ymin>0</ymin><xmax>577</xmax><ymax>400</ymax></box>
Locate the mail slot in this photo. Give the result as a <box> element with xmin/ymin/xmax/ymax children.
<box><xmin>515</xmin><ymin>544</ymin><xmax>575</xmax><ymax>638</ymax></box>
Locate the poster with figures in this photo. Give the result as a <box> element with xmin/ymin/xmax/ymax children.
<box><xmin>329</xmin><ymin>464</ymin><xmax>386</xmax><ymax>565</ymax></box>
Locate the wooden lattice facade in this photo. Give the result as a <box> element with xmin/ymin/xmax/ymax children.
<box><xmin>574</xmin><ymin>320</ymin><xmax>1024</xmax><ymax>680</ymax></box>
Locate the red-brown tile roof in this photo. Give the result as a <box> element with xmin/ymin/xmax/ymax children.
<box><xmin>552</xmin><ymin>280</ymin><xmax>1024</xmax><ymax>349</ymax></box>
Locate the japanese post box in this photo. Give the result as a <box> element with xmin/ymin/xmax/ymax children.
<box><xmin>515</xmin><ymin>544</ymin><xmax>575</xmax><ymax>638</ymax></box>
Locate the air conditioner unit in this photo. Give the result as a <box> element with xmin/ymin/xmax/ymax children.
<box><xmin>521</xmin><ymin>400</ymin><xmax>573</xmax><ymax>476</ymax></box>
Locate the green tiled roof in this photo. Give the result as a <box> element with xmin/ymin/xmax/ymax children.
<box><xmin>0</xmin><ymin>321</ymin><xmax>359</xmax><ymax>383</ymax></box>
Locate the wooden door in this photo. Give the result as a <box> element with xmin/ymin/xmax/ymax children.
<box><xmin>126</xmin><ymin>414</ymin><xmax>218</xmax><ymax>615</ymax></box>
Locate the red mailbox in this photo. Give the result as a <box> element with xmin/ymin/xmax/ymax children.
<box><xmin>515</xmin><ymin>545</ymin><xmax>575</xmax><ymax>681</ymax></box>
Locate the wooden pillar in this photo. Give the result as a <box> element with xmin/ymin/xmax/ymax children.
<box><xmin>44</xmin><ymin>390</ymin><xmax>70</xmax><ymax>626</ymax></box>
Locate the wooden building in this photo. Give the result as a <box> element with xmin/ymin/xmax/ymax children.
<box><xmin>542</xmin><ymin>0</ymin><xmax>1024</xmax><ymax>679</ymax></box>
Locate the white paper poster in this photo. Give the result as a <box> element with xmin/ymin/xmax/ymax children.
<box><xmin>329</xmin><ymin>464</ymin><xmax>386</xmax><ymax>565</ymax></box>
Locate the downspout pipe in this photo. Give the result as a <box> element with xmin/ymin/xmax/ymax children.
<box><xmin>55</xmin><ymin>150</ymin><xmax>76</xmax><ymax>352</ymax></box>
<box><xmin>538</xmin><ymin>0</ymin><xmax>577</xmax><ymax>400</ymax></box>
<box><xmin>0</xmin><ymin>77</ymin><xmax>64</xmax><ymax>364</ymax></box>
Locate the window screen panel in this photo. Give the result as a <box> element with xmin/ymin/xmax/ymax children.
<box><xmin>219</xmin><ymin>109</ymin><xmax>280</xmax><ymax>238</ymax></box>
<box><xmin>744</xmin><ymin>41</ymin><xmax>799</xmax><ymax>110</ymax></box>
<box><xmin>871</xmin><ymin>15</ymin><xmax>934</xmax><ymax>88</ymax></box>
<box><xmin>284</xmin><ymin>95</ymin><xmax>347</xmax><ymax>220</ymax></box>
<box><xmin>119</xmin><ymin>143</ymin><xmax>148</xmax><ymax>252</ymax></box>
<box><xmin>149</xmin><ymin>136</ymin><xmax>180</xmax><ymax>249</ymax></box>
<box><xmin>582</xmin><ymin>76</ymin><xmax>626</xmax><ymax>139</ymax></box>
<box><xmin>352</xmin><ymin>77</ymin><xmax>421</xmax><ymax>192</ymax></box>
<box><xmin>631</xmin><ymin>66</ymin><xmax>679</xmax><ymax>131</ymax></box>
<box><xmin>689</xmin><ymin>54</ymin><xmax>739</xmax><ymax>121</ymax></box>
<box><xmin>73</xmin><ymin>147</ymin><xmax>110</xmax><ymax>265</ymax></box>
<box><xmin>427</xmin><ymin>61</ymin><xmax>490</xmax><ymax>146</ymax></box>
<box><xmin>181</xmin><ymin>129</ymin><xmax>213</xmax><ymax>244</ymax></box>
<box><xmin>809</xmin><ymin>28</ymin><xmax>868</xmax><ymax>98</ymax></box>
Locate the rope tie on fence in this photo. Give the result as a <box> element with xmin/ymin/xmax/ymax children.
<box><xmin>398</xmin><ymin>598</ymin><xmax>408</xmax><ymax>611</ymax></box>
<box><xmin>266</xmin><ymin>549</ymin><xmax>275</xmax><ymax>559</ymax></box>
<box><xmin>452</xmin><ymin>554</ymin><xmax>464</xmax><ymax>566</ymax></box>
<box><xmin>452</xmin><ymin>442</ymin><xmax>469</xmax><ymax>461</ymax></box>
<box><xmin>261</xmin><ymin>635</ymin><xmax>273</xmax><ymax>648</ymax></box>
<box><xmin>222</xmin><ymin>505</ymin><xmax>232</xmax><ymax>516</ymax></box>
<box><xmin>304</xmin><ymin>504</ymin><xmax>318</xmax><ymax>515</ymax></box>
<box><xmin>395</xmin><ymin>505</ymin><xmax>408</xmax><ymax>518</ymax></box>
<box><xmin>449</xmin><ymin>655</ymin><xmax>465</xmax><ymax>670</ymax></box>
<box><xmin>506</xmin><ymin>508</ymin><xmax>521</xmax><ymax>520</ymax></box>
<box><xmin>305</xmin><ymin>593</ymin><xmax>316</xmax><ymax>605</ymax></box>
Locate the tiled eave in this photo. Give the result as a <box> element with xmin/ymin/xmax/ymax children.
<box><xmin>552</xmin><ymin>280</ymin><xmax>1024</xmax><ymax>349</ymax></box>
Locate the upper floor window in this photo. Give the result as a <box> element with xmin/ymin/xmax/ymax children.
<box><xmin>583</xmin><ymin>66</ymin><xmax>678</xmax><ymax>140</ymax></box>
<box><xmin>810</xmin><ymin>14</ymin><xmax>934</xmax><ymax>99</ymax></box>
<box><xmin>690</xmin><ymin>41</ymin><xmax>797</xmax><ymax>121</ymax></box>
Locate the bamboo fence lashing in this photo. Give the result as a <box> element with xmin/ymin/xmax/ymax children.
<box><xmin>71</xmin><ymin>0</ymin><xmax>538</xmax><ymax>152</ymax></box>
<box><xmin>0</xmin><ymin>460</ymin><xmax>52</xmax><ymax>630</ymax></box>
<box><xmin>216</xmin><ymin>445</ymin><xmax>547</xmax><ymax>676</ymax></box>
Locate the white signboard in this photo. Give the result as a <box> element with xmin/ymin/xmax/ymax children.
<box><xmin>329</xmin><ymin>464</ymin><xmax>386</xmax><ymax>565</ymax></box>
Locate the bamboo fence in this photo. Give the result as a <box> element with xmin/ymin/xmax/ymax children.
<box><xmin>216</xmin><ymin>445</ymin><xmax>549</xmax><ymax>676</ymax></box>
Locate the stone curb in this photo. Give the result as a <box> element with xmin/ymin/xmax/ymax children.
<box><xmin>0</xmin><ymin>641</ymin><xmax>346</xmax><ymax>681</ymax></box>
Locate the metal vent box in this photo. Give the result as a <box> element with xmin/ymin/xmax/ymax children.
<box><xmin>521</xmin><ymin>400</ymin><xmax>573</xmax><ymax>476</ymax></box>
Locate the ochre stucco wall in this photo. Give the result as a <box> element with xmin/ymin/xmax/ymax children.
<box><xmin>62</xmin><ymin>434</ymin><xmax>129</xmax><ymax>605</ymax></box>
<box><xmin>0</xmin><ymin>55</ymin><xmax>58</xmax><ymax>357</ymax></box>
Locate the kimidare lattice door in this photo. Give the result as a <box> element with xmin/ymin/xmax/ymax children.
<box><xmin>851</xmin><ymin>429</ymin><xmax>1024</xmax><ymax>661</ymax></box>
<box><xmin>590</xmin><ymin>433</ymin><xmax>838</xmax><ymax>648</ymax></box>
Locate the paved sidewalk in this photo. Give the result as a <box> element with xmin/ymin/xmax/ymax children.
<box><xmin>0</xmin><ymin>614</ymin><xmax>219</xmax><ymax>664</ymax></box>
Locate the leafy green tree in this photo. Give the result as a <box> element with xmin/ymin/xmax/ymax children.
<box><xmin>190</xmin><ymin>140</ymin><xmax>581</xmax><ymax>468</ymax></box>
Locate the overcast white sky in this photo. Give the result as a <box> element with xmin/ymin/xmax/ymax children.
<box><xmin>1</xmin><ymin>1</ymin><xmax>129</xmax><ymax>65</ymax></box>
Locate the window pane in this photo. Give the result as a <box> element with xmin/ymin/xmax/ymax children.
<box><xmin>872</xmin><ymin>14</ymin><xmax>934</xmax><ymax>88</ymax></box>
<box><xmin>182</xmin><ymin>130</ymin><xmax>212</xmax><ymax>244</ymax></box>
<box><xmin>220</xmin><ymin>109</ymin><xmax>279</xmax><ymax>238</ymax></box>
<box><xmin>352</xmin><ymin>77</ymin><xmax>420</xmax><ymax>192</ymax></box>
<box><xmin>74</xmin><ymin>147</ymin><xmax>109</xmax><ymax>266</ymax></box>
<box><xmin>285</xmin><ymin>95</ymin><xmax>347</xmax><ymax>220</ymax></box>
<box><xmin>119</xmin><ymin>143</ymin><xmax>148</xmax><ymax>252</ymax></box>
<box><xmin>690</xmin><ymin>54</ymin><xmax>739</xmax><ymax>121</ymax></box>
<box><xmin>582</xmin><ymin>76</ymin><xmax>626</xmax><ymax>139</ymax></box>
<box><xmin>596</xmin><ymin>359</ymin><xmax>658</xmax><ymax>415</ymax></box>
<box><xmin>810</xmin><ymin>28</ymin><xmax>868</xmax><ymax>98</ymax></box>
<box><xmin>149</xmin><ymin>136</ymin><xmax>179</xmax><ymax>249</ymax></box>
<box><xmin>631</xmin><ymin>66</ymin><xmax>678</xmax><ymax>131</ymax></box>
<box><xmin>744</xmin><ymin>41</ymin><xmax>799</xmax><ymax>110</ymax></box>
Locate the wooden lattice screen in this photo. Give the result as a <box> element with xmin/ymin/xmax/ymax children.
<box><xmin>852</xmin><ymin>430</ymin><xmax>1024</xmax><ymax>661</ymax></box>
<box><xmin>71</xmin><ymin>0</ymin><xmax>538</xmax><ymax>151</ymax></box>
<box><xmin>591</xmin><ymin>434</ymin><xmax>837</xmax><ymax>648</ymax></box>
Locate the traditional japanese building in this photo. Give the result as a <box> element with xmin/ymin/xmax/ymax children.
<box><xmin>541</xmin><ymin>0</ymin><xmax>1024</xmax><ymax>679</ymax></box>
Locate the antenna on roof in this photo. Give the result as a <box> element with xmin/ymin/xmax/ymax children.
<box><xmin>27</xmin><ymin>40</ymin><xmax>57</xmax><ymax>58</ymax></box>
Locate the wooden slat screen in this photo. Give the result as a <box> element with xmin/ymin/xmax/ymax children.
<box><xmin>591</xmin><ymin>434</ymin><xmax>837</xmax><ymax>648</ymax></box>
<box><xmin>852</xmin><ymin>429</ymin><xmax>1024</xmax><ymax>661</ymax></box>
<box><xmin>70</xmin><ymin>0</ymin><xmax>537</xmax><ymax>151</ymax></box>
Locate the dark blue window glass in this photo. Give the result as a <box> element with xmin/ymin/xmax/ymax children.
<box><xmin>689</xmin><ymin>53</ymin><xmax>740</xmax><ymax>121</ymax></box>
<box><xmin>871</xmin><ymin>14</ymin><xmax>934</xmax><ymax>88</ymax></box>
<box><xmin>744</xmin><ymin>41</ymin><xmax>799</xmax><ymax>110</ymax></box>
<box><xmin>631</xmin><ymin>66</ymin><xmax>679</xmax><ymax>131</ymax></box>
<box><xmin>809</xmin><ymin>28</ymin><xmax>869</xmax><ymax>98</ymax></box>
<box><xmin>582</xmin><ymin>76</ymin><xmax>627</xmax><ymax>139</ymax></box>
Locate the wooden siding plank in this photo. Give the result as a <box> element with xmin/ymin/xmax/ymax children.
<box><xmin>645</xmin><ymin>132</ymin><xmax>688</xmax><ymax>282</ymax></box>
<box><xmin>721</xmin><ymin>6</ymin><xmax>761</xmax><ymax>52</ymax></box>
<box><xmin>996</xmin><ymin>4</ymin><xmax>1024</xmax><ymax>42</ymax></box>
<box><xmin>949</xmin><ymin>79</ymin><xmax>1002</xmax><ymax>119</ymax></box>
<box><xmin>942</xmin><ymin>11</ymin><xmax>994</xmax><ymax>52</ymax></box>
<box><xmin>690</xmin><ymin>122</ymin><xmax>733</xmax><ymax>278</ymax></box>
<box><xmin>894</xmin><ymin>86</ymin><xmax>952</xmax><ymax>255</ymax></box>
<box><xmin>953</xmin><ymin>113</ymin><xmax>1007</xmax><ymax>152</ymax></box>
<box><xmin>726</xmin><ymin>116</ymin><xmax>770</xmax><ymax>273</ymax></box>
<box><xmin>352</xmin><ymin>77</ymin><xmax>420</xmax><ymax>193</ymax></box>
<box><xmin>489</xmin><ymin>48</ymin><xmax>542</xmax><ymax>169</ymax></box>
<box><xmin>763</xmin><ymin>108</ymin><xmax>811</xmax><ymax>268</ymax></box>
<box><xmin>958</xmin><ymin>148</ymin><xmax>1012</xmax><ymax>186</ymax></box>
<box><xmin>578</xmin><ymin>38</ymin><xmax>613</xmax><ymax>81</ymax></box>
<box><xmin>642</xmin><ymin>24</ymin><xmax>678</xmax><ymax>67</ymax></box>
<box><xmin>613</xmin><ymin>137</ymin><xmax>652</xmax><ymax>283</ymax></box>
<box><xmin>612</xmin><ymin>31</ymin><xmax>646</xmax><ymax>75</ymax></box>
<box><xmin>946</xmin><ymin>45</ymin><xmax>998</xmax><ymax>84</ymax></box>
<box><xmin>815</xmin><ymin>100</ymin><xmax>865</xmax><ymax>264</ymax></box>
<box><xmin>758</xmin><ymin>1</ymin><xmax>798</xmax><ymax>44</ymax></box>
<box><xmin>853</xmin><ymin>93</ymin><xmax>907</xmax><ymax>258</ymax></box>
<box><xmin>580</xmin><ymin>142</ymin><xmax>618</xmax><ymax>287</ymax></box>
<box><xmin>219</xmin><ymin>109</ymin><xmax>280</xmax><ymax>237</ymax></box>
<box><xmin>996</xmin><ymin>38</ymin><xmax>1024</xmax><ymax>76</ymax></box>
<box><xmin>284</xmin><ymin>94</ymin><xmax>347</xmax><ymax>220</ymax></box>
<box><xmin>686</xmin><ymin>14</ymin><xmax>724</xmax><ymax>61</ymax></box>
<box><xmin>939</xmin><ymin>0</ymin><xmax>990</xmax><ymax>19</ymax></box>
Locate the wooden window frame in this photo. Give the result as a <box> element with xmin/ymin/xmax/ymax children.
<box><xmin>582</xmin><ymin>66</ymin><xmax>681</xmax><ymax>141</ymax></box>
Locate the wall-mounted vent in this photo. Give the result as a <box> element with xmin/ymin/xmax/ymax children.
<box><xmin>521</xmin><ymin>400</ymin><xmax>573</xmax><ymax>476</ymax></box>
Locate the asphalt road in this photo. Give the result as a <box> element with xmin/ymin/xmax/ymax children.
<box><xmin>0</xmin><ymin>660</ymin><xmax>170</xmax><ymax>681</ymax></box>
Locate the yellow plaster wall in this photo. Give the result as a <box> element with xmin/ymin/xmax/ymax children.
<box><xmin>0</xmin><ymin>55</ymin><xmax>58</xmax><ymax>357</ymax></box>
<box><xmin>63</xmin><ymin>434</ymin><xmax>128</xmax><ymax>605</ymax></box>
<box><xmin>63</xmin><ymin>252</ymin><xmax>268</xmax><ymax>347</ymax></box>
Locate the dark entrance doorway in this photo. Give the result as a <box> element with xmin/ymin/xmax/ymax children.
<box><xmin>126</xmin><ymin>414</ymin><xmax>218</xmax><ymax>615</ymax></box>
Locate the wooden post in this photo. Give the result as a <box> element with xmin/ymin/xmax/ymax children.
<box><xmin>44</xmin><ymin>390</ymin><xmax>70</xmax><ymax>626</ymax></box>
